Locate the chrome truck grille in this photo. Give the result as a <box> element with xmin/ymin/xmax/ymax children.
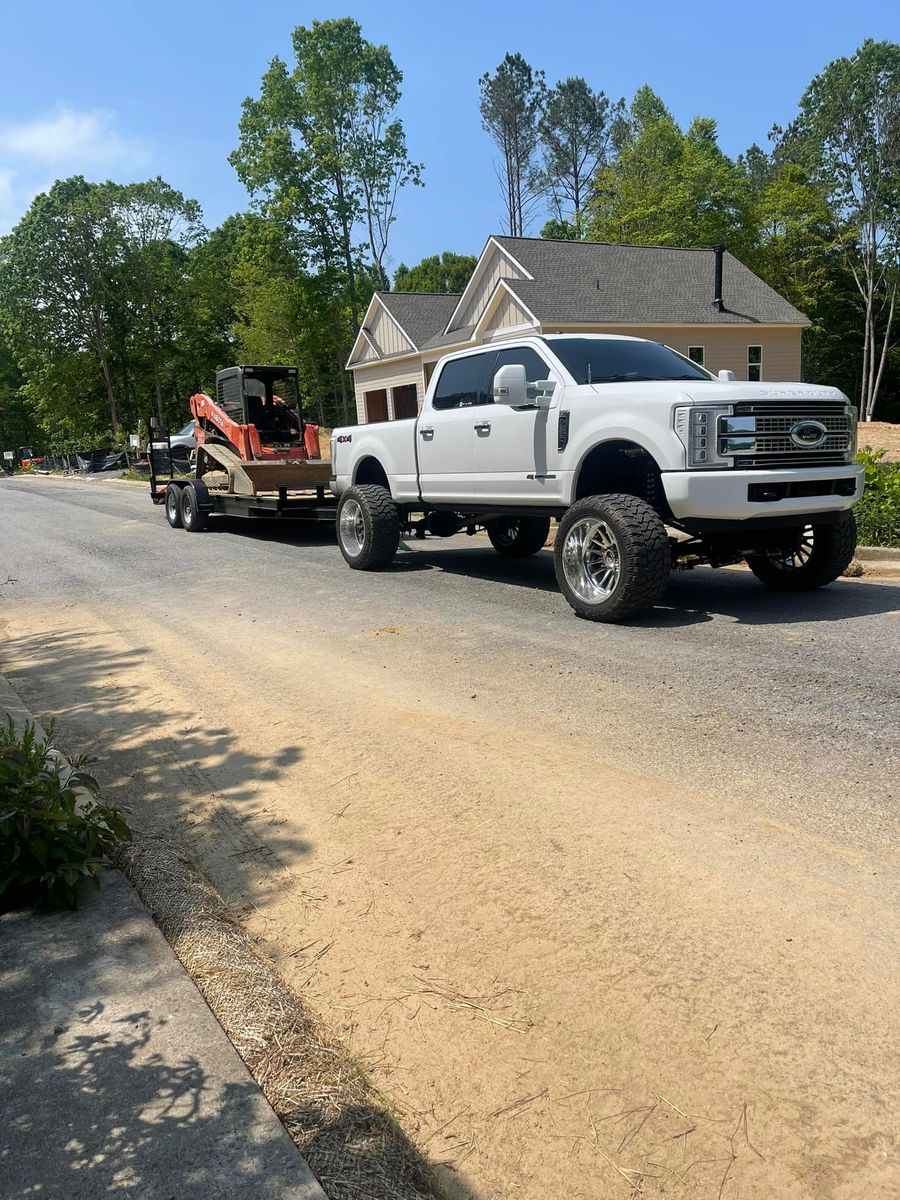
<box><xmin>718</xmin><ymin>401</ymin><xmax>856</xmax><ymax>469</ymax></box>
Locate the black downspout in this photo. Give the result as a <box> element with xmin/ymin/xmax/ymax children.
<box><xmin>713</xmin><ymin>245</ymin><xmax>725</xmax><ymax>312</ymax></box>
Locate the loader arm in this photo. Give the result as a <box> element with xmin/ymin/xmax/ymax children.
<box><xmin>190</xmin><ymin>391</ymin><xmax>319</xmax><ymax>463</ymax></box>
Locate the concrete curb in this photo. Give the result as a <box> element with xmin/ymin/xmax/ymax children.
<box><xmin>856</xmin><ymin>546</ymin><xmax>900</xmax><ymax>576</ymax></box>
<box><xmin>0</xmin><ymin>673</ymin><xmax>329</xmax><ymax>1200</ymax></box>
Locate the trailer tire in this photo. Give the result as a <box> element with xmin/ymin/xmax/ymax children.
<box><xmin>165</xmin><ymin>483</ymin><xmax>183</xmax><ymax>529</ymax></box>
<box><xmin>746</xmin><ymin>511</ymin><xmax>857</xmax><ymax>591</ymax></box>
<box><xmin>554</xmin><ymin>493</ymin><xmax>670</xmax><ymax>622</ymax></box>
<box><xmin>486</xmin><ymin>515</ymin><xmax>551</xmax><ymax>557</ymax></box>
<box><xmin>180</xmin><ymin>481</ymin><xmax>210</xmax><ymax>533</ymax></box>
<box><xmin>337</xmin><ymin>484</ymin><xmax>400</xmax><ymax>570</ymax></box>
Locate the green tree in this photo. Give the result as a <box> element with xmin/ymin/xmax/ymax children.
<box><xmin>0</xmin><ymin>178</ymin><xmax>125</xmax><ymax>435</ymax></box>
<box><xmin>539</xmin><ymin>218</ymin><xmax>580</xmax><ymax>240</ymax></box>
<box><xmin>393</xmin><ymin>251</ymin><xmax>477</xmax><ymax>293</ymax></box>
<box><xmin>588</xmin><ymin>89</ymin><xmax>754</xmax><ymax>258</ymax></box>
<box><xmin>231</xmin><ymin>17</ymin><xmax>421</xmax><ymax>325</ymax></box>
<box><xmin>745</xmin><ymin>150</ymin><xmax>864</xmax><ymax>398</ymax></box>
<box><xmin>479</xmin><ymin>53</ymin><xmax>546</xmax><ymax>236</ymax></box>
<box><xmin>786</xmin><ymin>39</ymin><xmax>900</xmax><ymax>419</ymax></box>
<box><xmin>0</xmin><ymin>335</ymin><xmax>36</xmax><ymax>454</ymax></box>
<box><xmin>113</xmin><ymin>178</ymin><xmax>205</xmax><ymax>424</ymax></box>
<box><xmin>229</xmin><ymin>215</ymin><xmax>356</xmax><ymax>425</ymax></box>
<box><xmin>750</xmin><ymin>161</ymin><xmax>837</xmax><ymax>312</ymax></box>
<box><xmin>536</xmin><ymin>77</ymin><xmax>626</xmax><ymax>236</ymax></box>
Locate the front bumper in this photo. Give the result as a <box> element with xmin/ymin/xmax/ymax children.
<box><xmin>662</xmin><ymin>464</ymin><xmax>864</xmax><ymax>523</ymax></box>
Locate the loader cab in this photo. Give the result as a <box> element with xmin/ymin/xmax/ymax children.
<box><xmin>214</xmin><ymin>365</ymin><xmax>305</xmax><ymax>440</ymax></box>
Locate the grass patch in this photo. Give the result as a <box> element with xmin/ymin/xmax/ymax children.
<box><xmin>0</xmin><ymin>719</ymin><xmax>131</xmax><ymax>911</ymax></box>
<box><xmin>855</xmin><ymin>448</ymin><xmax>900</xmax><ymax>548</ymax></box>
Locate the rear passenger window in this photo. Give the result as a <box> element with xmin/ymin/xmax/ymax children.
<box><xmin>432</xmin><ymin>354</ymin><xmax>491</xmax><ymax>409</ymax></box>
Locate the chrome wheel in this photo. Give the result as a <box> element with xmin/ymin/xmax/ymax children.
<box><xmin>165</xmin><ymin>490</ymin><xmax>179</xmax><ymax>522</ymax></box>
<box><xmin>767</xmin><ymin>525</ymin><xmax>814</xmax><ymax>571</ymax></box>
<box><xmin>561</xmin><ymin>518</ymin><xmax>621</xmax><ymax>603</ymax></box>
<box><xmin>339</xmin><ymin>497</ymin><xmax>366</xmax><ymax>557</ymax></box>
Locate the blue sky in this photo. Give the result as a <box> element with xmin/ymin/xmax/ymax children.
<box><xmin>1</xmin><ymin>1</ymin><xmax>897</xmax><ymax>273</ymax></box>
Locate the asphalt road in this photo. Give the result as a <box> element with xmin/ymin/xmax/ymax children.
<box><xmin>3</xmin><ymin>474</ymin><xmax>899</xmax><ymax>1200</ymax></box>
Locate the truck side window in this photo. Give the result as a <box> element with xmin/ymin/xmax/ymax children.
<box><xmin>490</xmin><ymin>347</ymin><xmax>551</xmax><ymax>391</ymax></box>
<box><xmin>432</xmin><ymin>354</ymin><xmax>491</xmax><ymax>410</ymax></box>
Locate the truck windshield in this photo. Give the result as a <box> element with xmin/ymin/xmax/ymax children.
<box><xmin>544</xmin><ymin>337</ymin><xmax>712</xmax><ymax>385</ymax></box>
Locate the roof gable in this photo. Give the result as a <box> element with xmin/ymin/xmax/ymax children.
<box><xmin>444</xmin><ymin>236</ymin><xmax>534</xmax><ymax>333</ymax></box>
<box><xmin>378</xmin><ymin>291</ymin><xmax>461</xmax><ymax>348</ymax></box>
<box><xmin>492</xmin><ymin>238</ymin><xmax>808</xmax><ymax>326</ymax></box>
<box><xmin>347</xmin><ymin>291</ymin><xmax>460</xmax><ymax>368</ymax></box>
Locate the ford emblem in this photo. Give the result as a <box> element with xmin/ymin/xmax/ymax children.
<box><xmin>790</xmin><ymin>419</ymin><xmax>828</xmax><ymax>448</ymax></box>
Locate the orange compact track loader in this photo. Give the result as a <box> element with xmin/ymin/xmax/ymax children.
<box><xmin>150</xmin><ymin>365</ymin><xmax>337</xmax><ymax>532</ymax></box>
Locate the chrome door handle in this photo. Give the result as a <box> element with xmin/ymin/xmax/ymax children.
<box><xmin>474</xmin><ymin>421</ymin><xmax>492</xmax><ymax>434</ymax></box>
<box><xmin>419</xmin><ymin>426</ymin><xmax>434</xmax><ymax>440</ymax></box>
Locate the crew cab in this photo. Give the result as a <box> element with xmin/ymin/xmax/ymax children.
<box><xmin>330</xmin><ymin>334</ymin><xmax>862</xmax><ymax>621</ymax></box>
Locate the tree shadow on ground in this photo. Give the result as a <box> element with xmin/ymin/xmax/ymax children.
<box><xmin>1</xmin><ymin>626</ymin><xmax>309</xmax><ymax>907</ymax></box>
<box><xmin>0</xmin><ymin>631</ymin><xmax>481</xmax><ymax>1200</ymax></box>
<box><xmin>0</xmin><ymin>880</ymin><xmax>317</xmax><ymax>1200</ymax></box>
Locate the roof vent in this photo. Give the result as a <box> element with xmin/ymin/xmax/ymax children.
<box><xmin>713</xmin><ymin>245</ymin><xmax>725</xmax><ymax>312</ymax></box>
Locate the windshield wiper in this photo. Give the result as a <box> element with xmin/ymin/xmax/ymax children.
<box><xmin>587</xmin><ymin>374</ymin><xmax>654</xmax><ymax>383</ymax></box>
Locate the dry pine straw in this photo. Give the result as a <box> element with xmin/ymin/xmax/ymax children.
<box><xmin>116</xmin><ymin>834</ymin><xmax>444</xmax><ymax>1200</ymax></box>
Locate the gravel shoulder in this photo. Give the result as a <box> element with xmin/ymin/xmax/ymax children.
<box><xmin>2</xmin><ymin>475</ymin><xmax>899</xmax><ymax>1200</ymax></box>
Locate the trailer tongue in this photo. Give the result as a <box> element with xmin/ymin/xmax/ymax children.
<box><xmin>150</xmin><ymin>364</ymin><xmax>337</xmax><ymax>530</ymax></box>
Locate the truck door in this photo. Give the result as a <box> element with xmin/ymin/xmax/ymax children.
<box><xmin>475</xmin><ymin>344</ymin><xmax>560</xmax><ymax>504</ymax></box>
<box><xmin>417</xmin><ymin>352</ymin><xmax>490</xmax><ymax>503</ymax></box>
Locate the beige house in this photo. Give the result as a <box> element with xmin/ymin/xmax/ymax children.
<box><xmin>347</xmin><ymin>236</ymin><xmax>809</xmax><ymax>423</ymax></box>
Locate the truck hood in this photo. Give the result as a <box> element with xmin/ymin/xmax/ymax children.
<box><xmin>585</xmin><ymin>381</ymin><xmax>848</xmax><ymax>404</ymax></box>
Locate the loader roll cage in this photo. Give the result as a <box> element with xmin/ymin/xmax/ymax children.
<box><xmin>211</xmin><ymin>365</ymin><xmax>305</xmax><ymax>443</ymax></box>
<box><xmin>148</xmin><ymin>361</ymin><xmax>336</xmax><ymax>530</ymax></box>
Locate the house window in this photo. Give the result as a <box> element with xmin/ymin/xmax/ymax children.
<box><xmin>748</xmin><ymin>346</ymin><xmax>762</xmax><ymax>382</ymax></box>
<box><xmin>391</xmin><ymin>384</ymin><xmax>418</xmax><ymax>420</ymax></box>
<box><xmin>688</xmin><ymin>346</ymin><xmax>705</xmax><ymax>367</ymax></box>
<box><xmin>365</xmin><ymin>389</ymin><xmax>388</xmax><ymax>422</ymax></box>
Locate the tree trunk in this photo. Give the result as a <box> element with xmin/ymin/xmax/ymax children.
<box><xmin>336</xmin><ymin>353</ymin><xmax>350</xmax><ymax>425</ymax></box>
<box><xmin>869</xmin><ymin>279</ymin><xmax>897</xmax><ymax>420</ymax></box>
<box><xmin>100</xmin><ymin>355</ymin><xmax>119</xmax><ymax>435</ymax></box>
<box><xmin>152</xmin><ymin>360</ymin><xmax>165</xmax><ymax>427</ymax></box>
<box><xmin>334</xmin><ymin>173</ymin><xmax>360</xmax><ymax>330</ymax></box>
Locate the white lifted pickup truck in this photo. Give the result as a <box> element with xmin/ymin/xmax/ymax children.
<box><xmin>330</xmin><ymin>334</ymin><xmax>862</xmax><ymax>621</ymax></box>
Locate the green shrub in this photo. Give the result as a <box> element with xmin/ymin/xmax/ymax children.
<box><xmin>0</xmin><ymin>719</ymin><xmax>131</xmax><ymax>911</ymax></box>
<box><xmin>855</xmin><ymin>448</ymin><xmax>900</xmax><ymax>548</ymax></box>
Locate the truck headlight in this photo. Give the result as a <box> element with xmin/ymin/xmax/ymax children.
<box><xmin>674</xmin><ymin>405</ymin><xmax>733</xmax><ymax>469</ymax></box>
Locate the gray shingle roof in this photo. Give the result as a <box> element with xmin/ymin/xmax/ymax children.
<box><xmin>376</xmin><ymin>291</ymin><xmax>461</xmax><ymax>349</ymax></box>
<box><xmin>420</xmin><ymin>324</ymin><xmax>475</xmax><ymax>351</ymax></box>
<box><xmin>493</xmin><ymin>237</ymin><xmax>807</xmax><ymax>326</ymax></box>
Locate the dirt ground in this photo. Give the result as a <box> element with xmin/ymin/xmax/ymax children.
<box><xmin>4</xmin><ymin>477</ymin><xmax>900</xmax><ymax>1200</ymax></box>
<box><xmin>858</xmin><ymin>420</ymin><xmax>900</xmax><ymax>460</ymax></box>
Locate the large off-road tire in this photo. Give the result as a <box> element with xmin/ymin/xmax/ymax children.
<box><xmin>337</xmin><ymin>484</ymin><xmax>400</xmax><ymax>570</ymax></box>
<box><xmin>486</xmin><ymin>515</ymin><xmax>551</xmax><ymax>557</ymax></box>
<box><xmin>180</xmin><ymin>481</ymin><xmax>210</xmax><ymax>533</ymax></box>
<box><xmin>746</xmin><ymin>511</ymin><xmax>857</xmax><ymax>591</ymax></box>
<box><xmin>165</xmin><ymin>483</ymin><xmax>183</xmax><ymax>529</ymax></box>
<box><xmin>554</xmin><ymin>493</ymin><xmax>670</xmax><ymax>621</ymax></box>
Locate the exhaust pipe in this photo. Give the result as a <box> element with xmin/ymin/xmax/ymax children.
<box><xmin>713</xmin><ymin>245</ymin><xmax>725</xmax><ymax>312</ymax></box>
